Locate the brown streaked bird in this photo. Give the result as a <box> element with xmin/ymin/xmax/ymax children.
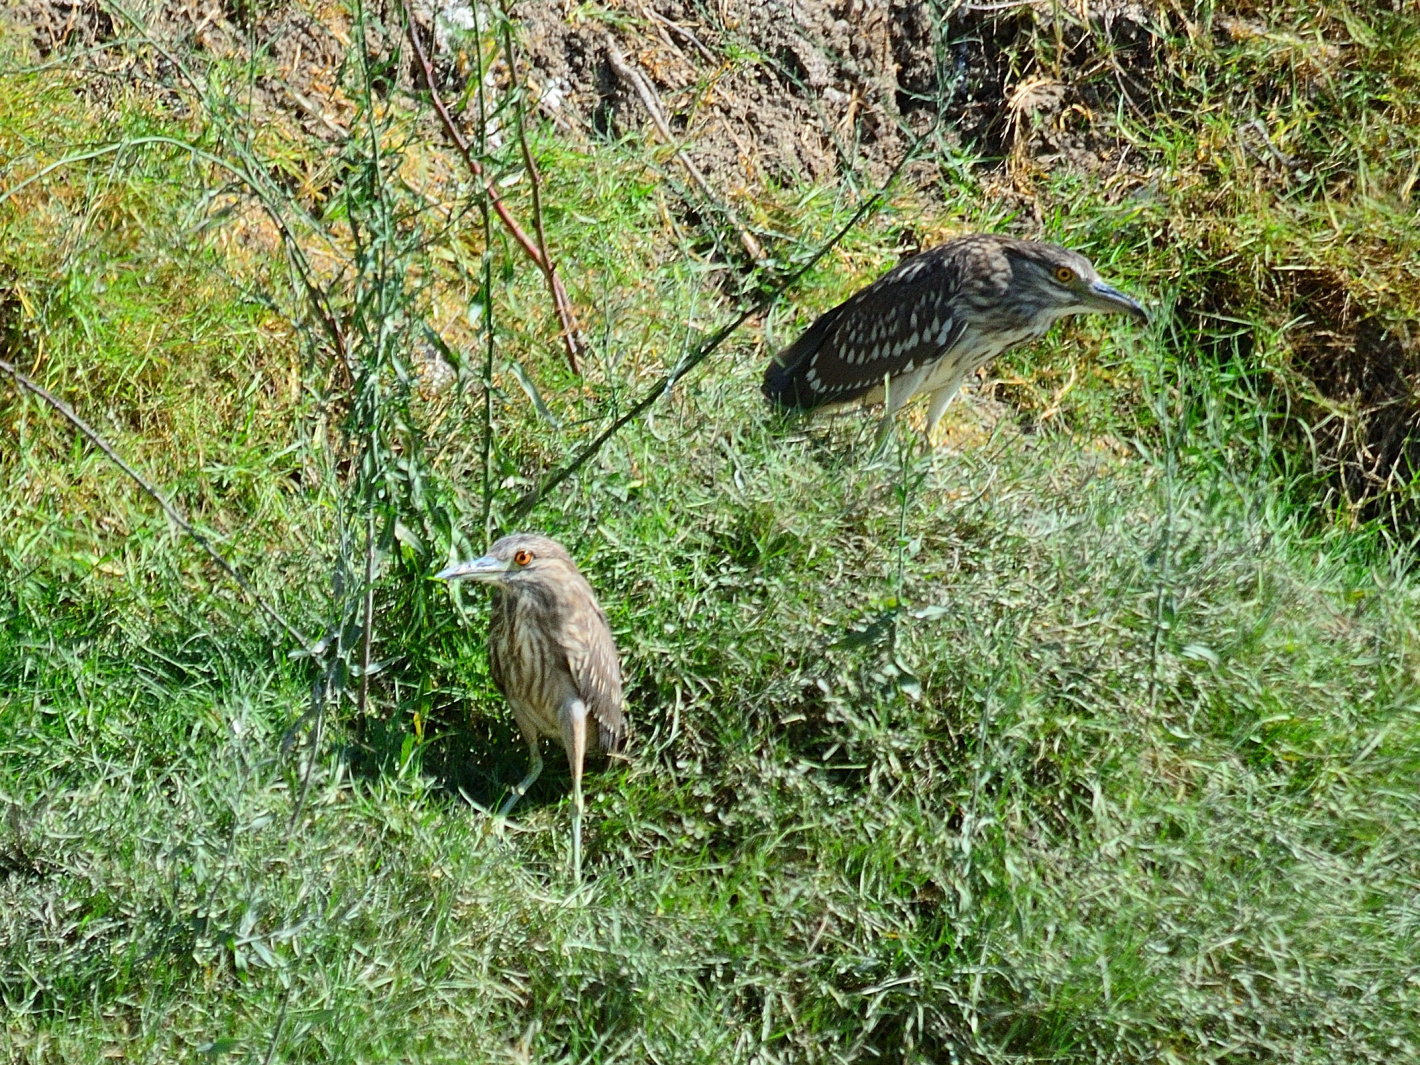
<box><xmin>762</xmin><ymin>234</ymin><xmax>1148</xmax><ymax>442</ymax></box>
<box><xmin>436</xmin><ymin>533</ymin><xmax>626</xmax><ymax>881</ymax></box>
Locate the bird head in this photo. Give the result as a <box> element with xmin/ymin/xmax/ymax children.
<box><xmin>434</xmin><ymin>533</ymin><xmax>575</xmax><ymax>589</ymax></box>
<box><xmin>1008</xmin><ymin>243</ymin><xmax>1149</xmax><ymax>325</ymax></box>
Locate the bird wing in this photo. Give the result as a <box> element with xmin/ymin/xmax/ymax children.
<box><xmin>763</xmin><ymin>249</ymin><xmax>971</xmax><ymax>410</ymax></box>
<box><xmin>562</xmin><ymin>599</ymin><xmax>627</xmax><ymax>754</ymax></box>
<box><xmin>762</xmin><ymin>297</ymin><xmax>856</xmax><ymax>407</ymax></box>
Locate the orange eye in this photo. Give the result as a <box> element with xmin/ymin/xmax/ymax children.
<box><xmin>513</xmin><ymin>549</ymin><xmax>533</xmax><ymax>566</ymax></box>
<box><xmin>1055</xmin><ymin>266</ymin><xmax>1075</xmax><ymax>283</ymax></box>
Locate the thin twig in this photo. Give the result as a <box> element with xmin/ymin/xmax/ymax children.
<box><xmin>480</xmin><ymin>289</ymin><xmax>496</xmax><ymax>545</ymax></box>
<box><xmin>260</xmin><ymin>983</ymin><xmax>293</xmax><ymax>1065</ymax></box>
<box><xmin>602</xmin><ymin>32</ymin><xmax>764</xmax><ymax>262</ymax></box>
<box><xmin>1</xmin><ymin>356</ymin><xmax>313</xmax><ymax>651</ymax></box>
<box><xmin>501</xmin><ymin>12</ymin><xmax>565</xmax><ymax>361</ymax></box>
<box><xmin>508</xmin><ymin>132</ymin><xmax>928</xmax><ymax>522</ymax></box>
<box><xmin>352</xmin><ymin>0</ymin><xmax>386</xmax><ymax>724</ymax></box>
<box><xmin>400</xmin><ymin>3</ymin><xmax>582</xmax><ymax>374</ymax></box>
<box><xmin>356</xmin><ymin>508</ymin><xmax>376</xmax><ymax>717</ymax></box>
<box><xmin>97</xmin><ymin>0</ymin><xmax>344</xmax><ymax>833</ymax></box>
<box><xmin>282</xmin><ymin>80</ymin><xmax>350</xmax><ymax>140</ymax></box>
<box><xmin>287</xmin><ymin>672</ymin><xmax>327</xmax><ymax>831</ymax></box>
<box><xmin>636</xmin><ymin>2</ymin><xmax>718</xmax><ymax>64</ymax></box>
<box><xmin>477</xmin><ymin>0</ymin><xmax>498</xmax><ymax>544</ymax></box>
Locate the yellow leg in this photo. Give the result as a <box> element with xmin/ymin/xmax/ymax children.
<box><xmin>870</xmin><ymin>366</ymin><xmax>930</xmax><ymax>459</ymax></box>
<box><xmin>501</xmin><ymin>721</ymin><xmax>543</xmax><ymax>816</ymax></box>
<box><xmin>925</xmin><ymin>383</ymin><xmax>963</xmax><ymax>440</ymax></box>
<box><xmin>559</xmin><ymin>699</ymin><xmax>589</xmax><ymax>883</ymax></box>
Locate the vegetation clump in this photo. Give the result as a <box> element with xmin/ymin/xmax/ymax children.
<box><xmin>2</xmin><ymin>0</ymin><xmax>1418</xmax><ymax>1061</ymax></box>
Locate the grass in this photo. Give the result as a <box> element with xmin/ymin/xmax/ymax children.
<box><xmin>3</xmin><ymin>0</ymin><xmax>1420</xmax><ymax>1061</ymax></box>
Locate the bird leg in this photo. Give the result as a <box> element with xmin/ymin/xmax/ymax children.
<box><xmin>871</xmin><ymin>365</ymin><xmax>931</xmax><ymax>458</ymax></box>
<box><xmin>500</xmin><ymin>719</ymin><xmax>544</xmax><ymax>816</ymax></box>
<box><xmin>559</xmin><ymin>698</ymin><xmax>589</xmax><ymax>883</ymax></box>
<box><xmin>924</xmin><ymin>382</ymin><xmax>964</xmax><ymax>440</ymax></box>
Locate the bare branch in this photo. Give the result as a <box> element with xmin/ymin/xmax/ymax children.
<box><xmin>602</xmin><ymin>32</ymin><xmax>765</xmax><ymax>263</ymax></box>
<box><xmin>401</xmin><ymin>3</ymin><xmax>582</xmax><ymax>374</ymax></box>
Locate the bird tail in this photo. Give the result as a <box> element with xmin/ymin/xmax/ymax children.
<box><xmin>599</xmin><ymin>718</ymin><xmax>626</xmax><ymax>755</ymax></box>
<box><xmin>761</xmin><ymin>349</ymin><xmax>809</xmax><ymax>409</ymax></box>
<box><xmin>761</xmin><ymin>304</ymin><xmax>845</xmax><ymax>410</ymax></box>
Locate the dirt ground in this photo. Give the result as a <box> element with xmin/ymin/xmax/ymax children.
<box><xmin>6</xmin><ymin>0</ymin><xmax>1161</xmax><ymax>188</ymax></box>
<box><xmin>498</xmin><ymin>0</ymin><xmax>1160</xmax><ymax>192</ymax></box>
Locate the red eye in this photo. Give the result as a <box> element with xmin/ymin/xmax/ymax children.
<box><xmin>514</xmin><ymin>550</ymin><xmax>533</xmax><ymax>566</ymax></box>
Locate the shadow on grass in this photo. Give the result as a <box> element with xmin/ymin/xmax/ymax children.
<box><xmin>347</xmin><ymin>706</ymin><xmax>618</xmax><ymax>816</ymax></box>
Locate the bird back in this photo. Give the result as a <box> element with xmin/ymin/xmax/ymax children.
<box><xmin>761</xmin><ymin>243</ymin><xmax>973</xmax><ymax>412</ymax></box>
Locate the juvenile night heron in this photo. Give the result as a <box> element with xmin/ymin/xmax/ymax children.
<box><xmin>436</xmin><ymin>533</ymin><xmax>626</xmax><ymax>880</ymax></box>
<box><xmin>762</xmin><ymin>234</ymin><xmax>1148</xmax><ymax>441</ymax></box>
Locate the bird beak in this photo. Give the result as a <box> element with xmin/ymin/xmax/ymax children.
<box><xmin>434</xmin><ymin>556</ymin><xmax>509</xmax><ymax>581</ymax></box>
<box><xmin>1085</xmin><ymin>279</ymin><xmax>1149</xmax><ymax>322</ymax></box>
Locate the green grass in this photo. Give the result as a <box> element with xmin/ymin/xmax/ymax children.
<box><xmin>4</xmin><ymin>0</ymin><xmax>1420</xmax><ymax>1061</ymax></box>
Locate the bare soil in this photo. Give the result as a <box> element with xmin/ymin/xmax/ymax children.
<box><xmin>6</xmin><ymin>0</ymin><xmax>1162</xmax><ymax>184</ymax></box>
<box><xmin>511</xmin><ymin>0</ymin><xmax>1161</xmax><ymax>190</ymax></box>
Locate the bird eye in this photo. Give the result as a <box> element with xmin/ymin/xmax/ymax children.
<box><xmin>1054</xmin><ymin>266</ymin><xmax>1075</xmax><ymax>283</ymax></box>
<box><xmin>514</xmin><ymin>550</ymin><xmax>533</xmax><ymax>566</ymax></box>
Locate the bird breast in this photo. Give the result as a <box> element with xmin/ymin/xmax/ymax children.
<box><xmin>488</xmin><ymin>591</ymin><xmax>586</xmax><ymax>746</ymax></box>
<box><xmin>921</xmin><ymin>328</ymin><xmax>1014</xmax><ymax>391</ymax></box>
<box><xmin>849</xmin><ymin>322</ymin><xmax>1040</xmax><ymax>408</ymax></box>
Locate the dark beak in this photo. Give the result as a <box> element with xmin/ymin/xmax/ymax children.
<box><xmin>434</xmin><ymin>556</ymin><xmax>509</xmax><ymax>581</ymax></box>
<box><xmin>1085</xmin><ymin>279</ymin><xmax>1149</xmax><ymax>323</ymax></box>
